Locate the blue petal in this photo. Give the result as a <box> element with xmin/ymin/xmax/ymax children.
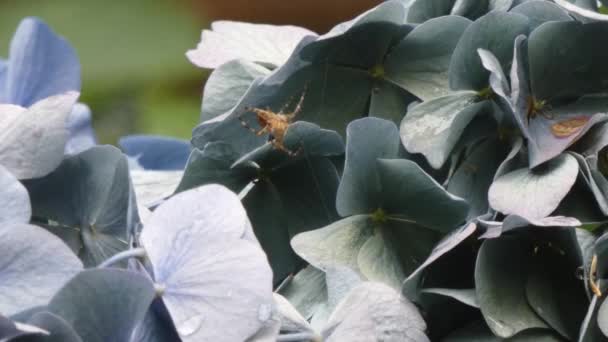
<box><xmin>0</xmin><ymin>58</ymin><xmax>6</xmax><ymax>98</ymax></box>
<box><xmin>64</xmin><ymin>103</ymin><xmax>97</xmax><ymax>155</ymax></box>
<box><xmin>4</xmin><ymin>17</ymin><xmax>80</xmax><ymax>106</ymax></box>
<box><xmin>119</xmin><ymin>135</ymin><xmax>191</xmax><ymax>170</ymax></box>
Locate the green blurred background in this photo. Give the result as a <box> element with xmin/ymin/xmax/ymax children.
<box><xmin>0</xmin><ymin>0</ymin><xmax>380</xmax><ymax>145</ymax></box>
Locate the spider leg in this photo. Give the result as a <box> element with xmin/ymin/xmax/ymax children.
<box><xmin>285</xmin><ymin>85</ymin><xmax>308</xmax><ymax>120</ymax></box>
<box><xmin>278</xmin><ymin>95</ymin><xmax>297</xmax><ymax>115</ymax></box>
<box><xmin>255</xmin><ymin>126</ymin><xmax>270</xmax><ymax>136</ymax></box>
<box><xmin>239</xmin><ymin>115</ymin><xmax>269</xmax><ymax>136</ymax></box>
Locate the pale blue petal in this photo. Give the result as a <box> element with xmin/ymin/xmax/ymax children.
<box><xmin>119</xmin><ymin>135</ymin><xmax>191</xmax><ymax>170</ymax></box>
<box><xmin>5</xmin><ymin>17</ymin><xmax>80</xmax><ymax>106</ymax></box>
<box><xmin>0</xmin><ymin>58</ymin><xmax>6</xmax><ymax>99</ymax></box>
<box><xmin>64</xmin><ymin>103</ymin><xmax>97</xmax><ymax>155</ymax></box>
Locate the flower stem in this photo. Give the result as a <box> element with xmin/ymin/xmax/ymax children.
<box><xmin>97</xmin><ymin>247</ymin><xmax>147</xmax><ymax>268</ymax></box>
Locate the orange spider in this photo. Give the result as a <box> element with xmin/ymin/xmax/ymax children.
<box><xmin>238</xmin><ymin>87</ymin><xmax>307</xmax><ymax>156</ymax></box>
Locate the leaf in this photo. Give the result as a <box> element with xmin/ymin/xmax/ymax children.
<box><xmin>529</xmin><ymin>20</ymin><xmax>608</xmax><ymax>101</ymax></box>
<box><xmin>243</xmin><ymin>181</ymin><xmax>301</xmax><ymax>285</ymax></box>
<box><xmin>9</xmin><ymin>307</ymin><xmax>48</xmax><ymax>323</ymax></box>
<box><xmin>0</xmin><ymin>91</ymin><xmax>79</xmax><ymax>179</ymax></box>
<box><xmin>336</xmin><ymin>117</ymin><xmax>400</xmax><ymax>217</ymax></box>
<box><xmin>450</xmin><ymin>0</ymin><xmax>491</xmax><ymax>19</ymax></box>
<box><xmin>176</xmin><ymin>142</ymin><xmax>257</xmax><ymax>193</ymax></box>
<box><xmin>272</xmin><ymin>293</ymin><xmax>314</xmax><ymax>335</ymax></box>
<box><xmin>579</xmin><ymin>296</ymin><xmax>604</xmax><ymax>342</ymax></box>
<box><xmin>357</xmin><ymin>230</ymin><xmax>406</xmax><ymax>290</ymax></box>
<box><xmin>403</xmin><ymin>223</ymin><xmax>476</xmax><ymax>298</ymax></box>
<box><xmin>475</xmin><ymin>237</ymin><xmax>548</xmax><ymax>338</ymax></box>
<box><xmin>186</xmin><ymin>20</ymin><xmax>317</xmax><ymax>69</ymax></box>
<box><xmin>311</xmin><ymin>266</ymin><xmax>364</xmax><ymax>331</ymax></box>
<box><xmin>0</xmin><ymin>223</ymin><xmax>82</xmax><ymax>316</ymax></box>
<box><xmin>493</xmin><ymin>136</ymin><xmax>525</xmax><ymax>180</ymax></box>
<box><xmin>400</xmin><ymin>91</ymin><xmax>485</xmax><ymax>169</ymax></box>
<box><xmin>384</xmin><ymin>218</ymin><xmax>444</xmax><ymax>280</ymax></box>
<box><xmin>323</xmin><ymin>266</ymin><xmax>365</xmax><ymax>312</ymax></box>
<box><xmin>1</xmin><ymin>17</ymin><xmax>80</xmax><ymax>107</ymax></box>
<box><xmin>573</xmin><ymin>120</ymin><xmax>608</xmax><ymax>156</ymax></box>
<box><xmin>130</xmin><ymin>170</ymin><xmax>183</xmax><ymax>208</ymax></box>
<box><xmin>477</xmin><ymin>48</ymin><xmax>510</xmax><ymax>100</ymax></box>
<box><xmin>291</xmin><ymin>215</ymin><xmax>374</xmax><ymax>275</ymax></box>
<box><xmin>322</xmin><ymin>282</ymin><xmax>430</xmax><ymax>342</ymax></box>
<box><xmin>594</xmin><ymin>232</ymin><xmax>608</xmax><ymax>280</ymax></box>
<box><xmin>488</xmin><ymin>153</ymin><xmax>579</xmax><ymax>220</ymax></box>
<box><xmin>525</xmin><ymin>242</ymin><xmax>588</xmax><ymax>340</ymax></box>
<box><xmin>270</xmin><ymin>157</ymin><xmax>341</xmax><ymax>238</ymax></box>
<box><xmin>597</xmin><ymin>297</ymin><xmax>608</xmax><ymax>338</ymax></box>
<box><xmin>369</xmin><ymin>80</ymin><xmax>416</xmax><ymax>124</ymax></box>
<box><xmin>553</xmin><ymin>175</ymin><xmax>608</xmax><ymax>223</ymax></box>
<box><xmin>407</xmin><ymin>0</ymin><xmax>458</xmax><ymax>23</ymax></box>
<box><xmin>240</xmin><ymin>155</ymin><xmax>340</xmax><ymax>284</ymax></box>
<box><xmin>0</xmin><ymin>164</ymin><xmax>30</xmax><ymax>224</ymax></box>
<box><xmin>25</xmin><ymin>145</ymin><xmax>135</xmax><ymax>266</ymax></box>
<box><xmin>64</xmin><ymin>103</ymin><xmax>97</xmax><ymax>155</ymax></box>
<box><xmin>0</xmin><ymin>314</ymin><xmax>48</xmax><ymax>341</ymax></box>
<box><xmin>48</xmin><ymin>269</ymin><xmax>155</xmax><ymax>342</ymax></box>
<box><xmin>293</xmin><ymin>214</ymin><xmax>442</xmax><ymax>293</ymax></box>
<box><xmin>190</xmin><ymin>78</ymin><xmax>271</xmax><ymax>155</ymax></box>
<box><xmin>313</xmin><ymin>2</ymin><xmax>409</xmax><ymax>67</ymax></box>
<box><xmin>385</xmin><ymin>15</ymin><xmax>471</xmax><ymax>100</ymax></box>
<box><xmin>201</xmin><ymin>59</ymin><xmax>270</xmax><ymax>121</ymax></box>
<box><xmin>554</xmin><ymin>0</ymin><xmax>608</xmax><ymax>22</ymax></box>
<box><xmin>575</xmin><ymin>229</ymin><xmax>596</xmax><ymax>289</ymax></box>
<box><xmin>510</xmin><ymin>1</ymin><xmax>572</xmax><ymax>30</ymax></box>
<box><xmin>489</xmin><ymin>0</ymin><xmax>514</xmax><ymax>11</ymax></box>
<box><xmin>479</xmin><ymin>214</ymin><xmax>582</xmax><ymax>239</ymax></box>
<box><xmin>131</xmin><ymin>299</ymin><xmax>181</xmax><ymax>342</ymax></box>
<box><xmin>24</xmin><ymin>312</ymin><xmax>83</xmax><ymax>342</ymax></box>
<box><xmin>322</xmin><ymin>0</ymin><xmax>408</xmax><ymax>39</ymax></box>
<box><xmin>441</xmin><ymin>320</ymin><xmax>500</xmax><ymax>341</ymax></box>
<box><xmin>119</xmin><ymin>135</ymin><xmax>191</xmax><ymax>171</ymax></box>
<box><xmin>448</xmin><ymin>138</ymin><xmax>508</xmax><ymax>220</ymax></box>
<box><xmin>572</xmin><ymin>153</ymin><xmax>608</xmax><ymax>215</ymax></box>
<box><xmin>140</xmin><ymin>184</ymin><xmax>274</xmax><ymax>342</ymax></box>
<box><xmin>277</xmin><ymin>266</ymin><xmax>327</xmax><ymax>322</ymax></box>
<box><xmin>377</xmin><ymin>158</ymin><xmax>469</xmax><ymax>231</ymax></box>
<box><xmin>421</xmin><ymin>288</ymin><xmax>479</xmax><ymax>308</ymax></box>
<box><xmin>449</xmin><ymin>11</ymin><xmax>529</xmax><ymax>91</ymax></box>
<box><xmin>443</xmin><ymin>320</ymin><xmax>563</xmax><ymax>341</ymax></box>
<box><xmin>574</xmin><ymin>0</ymin><xmax>600</xmax><ymax>10</ymax></box>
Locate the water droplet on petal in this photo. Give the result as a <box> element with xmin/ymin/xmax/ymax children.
<box><xmin>177</xmin><ymin>314</ymin><xmax>205</xmax><ymax>337</ymax></box>
<box><xmin>257</xmin><ymin>303</ymin><xmax>272</xmax><ymax>322</ymax></box>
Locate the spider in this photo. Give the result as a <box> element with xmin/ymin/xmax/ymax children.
<box><xmin>525</xmin><ymin>96</ymin><xmax>553</xmax><ymax>124</ymax></box>
<box><xmin>238</xmin><ymin>87</ymin><xmax>307</xmax><ymax>156</ymax></box>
